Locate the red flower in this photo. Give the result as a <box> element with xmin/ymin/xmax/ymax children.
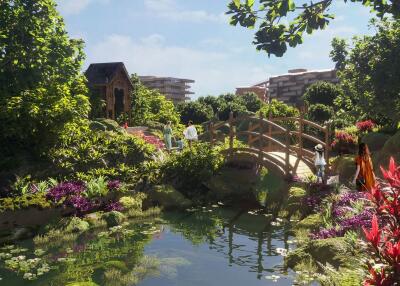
<box><xmin>363</xmin><ymin>214</ymin><xmax>381</xmax><ymax>248</ymax></box>
<box><xmin>364</xmin><ymin>266</ymin><xmax>393</xmax><ymax>286</ymax></box>
<box><xmin>384</xmin><ymin>241</ymin><xmax>400</xmax><ymax>264</ymax></box>
<box><xmin>356</xmin><ymin>120</ymin><xmax>375</xmax><ymax>132</ymax></box>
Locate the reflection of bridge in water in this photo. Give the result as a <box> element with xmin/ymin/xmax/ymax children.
<box><xmin>204</xmin><ymin>112</ymin><xmax>331</xmax><ymax>179</ymax></box>
<box><xmin>166</xmin><ymin>208</ymin><xmax>293</xmax><ymax>280</ymax></box>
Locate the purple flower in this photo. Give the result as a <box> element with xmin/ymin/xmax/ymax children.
<box><xmin>67</xmin><ymin>195</ymin><xmax>93</xmax><ymax>213</ymax></box>
<box><xmin>310</xmin><ymin>227</ymin><xmax>345</xmax><ymax>239</ymax></box>
<box><xmin>104</xmin><ymin>201</ymin><xmax>124</xmax><ymax>212</ymax></box>
<box><xmin>46</xmin><ymin>181</ymin><xmax>85</xmax><ymax>202</ymax></box>
<box><xmin>107</xmin><ymin>180</ymin><xmax>121</xmax><ymax>191</ymax></box>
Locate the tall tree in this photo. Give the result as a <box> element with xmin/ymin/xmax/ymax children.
<box><xmin>227</xmin><ymin>0</ymin><xmax>400</xmax><ymax>57</ymax></box>
<box><xmin>0</xmin><ymin>0</ymin><xmax>90</xmax><ymax>156</ymax></box>
<box><xmin>333</xmin><ymin>19</ymin><xmax>400</xmax><ymax>127</ymax></box>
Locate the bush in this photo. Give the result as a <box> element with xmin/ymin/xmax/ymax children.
<box><xmin>302</xmin><ymin>81</ymin><xmax>342</xmax><ymax>106</ymax></box>
<box><xmin>101</xmin><ymin>211</ymin><xmax>126</xmax><ymax>227</ymax></box>
<box><xmin>160</xmin><ymin>142</ymin><xmax>224</xmax><ymax>197</ymax></box>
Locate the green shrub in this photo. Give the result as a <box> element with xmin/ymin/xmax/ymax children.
<box><xmin>101</xmin><ymin>211</ymin><xmax>126</xmax><ymax>227</ymax></box>
<box><xmin>84</xmin><ymin>176</ymin><xmax>108</xmax><ymax>198</ymax></box>
<box><xmin>0</xmin><ymin>192</ymin><xmax>51</xmax><ymax>213</ymax></box>
<box><xmin>119</xmin><ymin>193</ymin><xmax>147</xmax><ymax>210</ymax></box>
<box><xmin>149</xmin><ymin>185</ymin><xmax>192</xmax><ymax>209</ymax></box>
<box><xmin>160</xmin><ymin>142</ymin><xmax>224</xmax><ymax>197</ymax></box>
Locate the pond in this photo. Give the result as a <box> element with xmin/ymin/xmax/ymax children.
<box><xmin>0</xmin><ymin>207</ymin><xmax>298</xmax><ymax>286</ymax></box>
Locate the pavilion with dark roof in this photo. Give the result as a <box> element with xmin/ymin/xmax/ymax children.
<box><xmin>85</xmin><ymin>62</ymin><xmax>133</xmax><ymax>120</ymax></box>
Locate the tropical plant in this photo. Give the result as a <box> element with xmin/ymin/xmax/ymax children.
<box><xmin>363</xmin><ymin>158</ymin><xmax>400</xmax><ymax>285</ymax></box>
<box><xmin>177</xmin><ymin>101</ymin><xmax>214</xmax><ymax>124</ymax></box>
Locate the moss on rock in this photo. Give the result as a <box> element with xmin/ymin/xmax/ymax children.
<box><xmin>149</xmin><ymin>185</ymin><xmax>192</xmax><ymax>210</ymax></box>
<box><xmin>296</xmin><ymin>214</ymin><xmax>323</xmax><ymax>231</ymax></box>
<box><xmin>280</xmin><ymin>186</ymin><xmax>307</xmax><ymax>218</ymax></box>
<box><xmin>286</xmin><ymin>237</ymin><xmax>348</xmax><ymax>270</ymax></box>
<box><xmin>119</xmin><ymin>193</ymin><xmax>147</xmax><ymax>210</ymax></box>
<box><xmin>58</xmin><ymin>217</ymin><xmax>89</xmax><ymax>233</ymax></box>
<box><xmin>101</xmin><ymin>211</ymin><xmax>126</xmax><ymax>227</ymax></box>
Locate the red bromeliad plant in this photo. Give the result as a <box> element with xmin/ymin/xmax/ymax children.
<box><xmin>363</xmin><ymin>157</ymin><xmax>400</xmax><ymax>285</ymax></box>
<box><xmin>356</xmin><ymin>120</ymin><xmax>375</xmax><ymax>133</ymax></box>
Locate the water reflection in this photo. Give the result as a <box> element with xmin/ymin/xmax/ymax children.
<box><xmin>159</xmin><ymin>207</ymin><xmax>294</xmax><ymax>284</ymax></box>
<box><xmin>0</xmin><ymin>208</ymin><xmax>295</xmax><ymax>286</ymax></box>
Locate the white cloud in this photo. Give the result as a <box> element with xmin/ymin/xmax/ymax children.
<box><xmin>86</xmin><ymin>34</ymin><xmax>275</xmax><ymax>96</ymax></box>
<box><xmin>56</xmin><ymin>0</ymin><xmax>109</xmax><ymax>15</ymax></box>
<box><xmin>143</xmin><ymin>0</ymin><xmax>228</xmax><ymax>23</ymax></box>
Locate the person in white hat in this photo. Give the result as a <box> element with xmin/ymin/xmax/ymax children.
<box><xmin>314</xmin><ymin>144</ymin><xmax>326</xmax><ymax>183</ymax></box>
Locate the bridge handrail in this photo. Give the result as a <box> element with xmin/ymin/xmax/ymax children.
<box><xmin>234</xmin><ymin>115</ymin><xmax>287</xmax><ymax>133</ymax></box>
<box><xmin>236</xmin><ymin>131</ymin><xmax>287</xmax><ymax>150</ymax></box>
<box><xmin>271</xmin><ymin>117</ymin><xmax>327</xmax><ymax>131</ymax></box>
<box><xmin>290</xmin><ymin>131</ymin><xmax>326</xmax><ymax>146</ymax></box>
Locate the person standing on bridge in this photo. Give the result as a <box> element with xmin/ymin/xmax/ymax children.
<box><xmin>314</xmin><ymin>144</ymin><xmax>326</xmax><ymax>183</ymax></box>
<box><xmin>183</xmin><ymin>121</ymin><xmax>198</xmax><ymax>149</ymax></box>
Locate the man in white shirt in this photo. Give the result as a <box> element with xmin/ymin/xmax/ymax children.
<box><xmin>183</xmin><ymin>121</ymin><xmax>198</xmax><ymax>149</ymax></box>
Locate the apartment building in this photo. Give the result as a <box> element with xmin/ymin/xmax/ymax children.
<box><xmin>236</xmin><ymin>68</ymin><xmax>338</xmax><ymax>105</ymax></box>
<box><xmin>139</xmin><ymin>76</ymin><xmax>195</xmax><ymax>104</ymax></box>
<box><xmin>268</xmin><ymin>69</ymin><xmax>338</xmax><ymax>105</ymax></box>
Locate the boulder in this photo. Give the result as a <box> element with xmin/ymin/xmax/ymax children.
<box><xmin>148</xmin><ymin>185</ymin><xmax>192</xmax><ymax>210</ymax></box>
<box><xmin>101</xmin><ymin>211</ymin><xmax>126</xmax><ymax>227</ymax></box>
<box><xmin>331</xmin><ymin>155</ymin><xmax>355</xmax><ymax>184</ymax></box>
<box><xmin>286</xmin><ymin>237</ymin><xmax>348</xmax><ymax>270</ymax></box>
<box><xmin>205</xmin><ymin>167</ymin><xmax>259</xmax><ymax>204</ymax></box>
<box><xmin>373</xmin><ymin>130</ymin><xmax>400</xmax><ymax>173</ymax></box>
<box><xmin>361</xmin><ymin>132</ymin><xmax>390</xmax><ymax>152</ymax></box>
<box><xmin>61</xmin><ymin>217</ymin><xmax>90</xmax><ymax>233</ymax></box>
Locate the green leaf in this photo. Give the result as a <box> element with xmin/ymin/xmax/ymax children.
<box><xmin>246</xmin><ymin>0</ymin><xmax>255</xmax><ymax>7</ymax></box>
<box><xmin>233</xmin><ymin>0</ymin><xmax>241</xmax><ymax>8</ymax></box>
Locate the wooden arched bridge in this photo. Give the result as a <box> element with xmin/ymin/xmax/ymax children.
<box><xmin>205</xmin><ymin>112</ymin><xmax>331</xmax><ymax>179</ymax></box>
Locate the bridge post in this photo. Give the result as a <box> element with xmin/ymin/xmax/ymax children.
<box><xmin>258</xmin><ymin>113</ymin><xmax>264</xmax><ymax>164</ymax></box>
<box><xmin>248</xmin><ymin>122</ymin><xmax>253</xmax><ymax>146</ymax></box>
<box><xmin>298</xmin><ymin>111</ymin><xmax>304</xmax><ymax>160</ymax></box>
<box><xmin>268</xmin><ymin>111</ymin><xmax>272</xmax><ymax>152</ymax></box>
<box><xmin>209</xmin><ymin>122</ymin><xmax>214</xmax><ymax>146</ymax></box>
<box><xmin>285</xmin><ymin>128</ymin><xmax>290</xmax><ymax>176</ymax></box>
<box><xmin>325</xmin><ymin>122</ymin><xmax>330</xmax><ymax>174</ymax></box>
<box><xmin>229</xmin><ymin>111</ymin><xmax>234</xmax><ymax>155</ymax></box>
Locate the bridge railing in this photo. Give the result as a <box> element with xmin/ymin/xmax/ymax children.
<box><xmin>207</xmin><ymin>111</ymin><xmax>330</xmax><ymax>175</ymax></box>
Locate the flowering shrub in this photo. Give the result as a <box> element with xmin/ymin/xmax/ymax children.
<box><xmin>356</xmin><ymin>120</ymin><xmax>375</xmax><ymax>133</ymax></box>
<box><xmin>310</xmin><ymin>191</ymin><xmax>373</xmax><ymax>239</ymax></box>
<box><xmin>362</xmin><ymin>158</ymin><xmax>400</xmax><ymax>285</ymax></box>
<box><xmin>331</xmin><ymin>130</ymin><xmax>357</xmax><ymax>154</ymax></box>
<box><xmin>134</xmin><ymin>131</ymin><xmax>164</xmax><ymax>149</ymax></box>
<box><xmin>46</xmin><ymin>179</ymin><xmax>123</xmax><ymax>215</ymax></box>
<box><xmin>104</xmin><ymin>201</ymin><xmax>124</xmax><ymax>212</ymax></box>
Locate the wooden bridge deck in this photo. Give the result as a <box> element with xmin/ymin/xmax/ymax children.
<box><xmin>266</xmin><ymin>152</ymin><xmax>313</xmax><ymax>179</ymax></box>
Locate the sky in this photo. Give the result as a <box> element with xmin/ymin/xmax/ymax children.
<box><xmin>55</xmin><ymin>0</ymin><xmax>374</xmax><ymax>98</ymax></box>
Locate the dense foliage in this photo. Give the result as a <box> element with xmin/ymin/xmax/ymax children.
<box><xmin>160</xmin><ymin>142</ymin><xmax>224</xmax><ymax>197</ymax></box>
<box><xmin>129</xmin><ymin>74</ymin><xmax>180</xmax><ymax>125</ymax></box>
<box><xmin>332</xmin><ymin>20</ymin><xmax>400</xmax><ymax>128</ymax></box>
<box><xmin>0</xmin><ymin>0</ymin><xmax>90</xmax><ymax>156</ymax></box>
<box><xmin>226</xmin><ymin>0</ymin><xmax>400</xmax><ymax>57</ymax></box>
<box><xmin>178</xmin><ymin>92</ymin><xmax>264</xmax><ymax>124</ymax></box>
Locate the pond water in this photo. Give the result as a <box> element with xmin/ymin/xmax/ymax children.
<box><xmin>0</xmin><ymin>207</ymin><xmax>298</xmax><ymax>286</ymax></box>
